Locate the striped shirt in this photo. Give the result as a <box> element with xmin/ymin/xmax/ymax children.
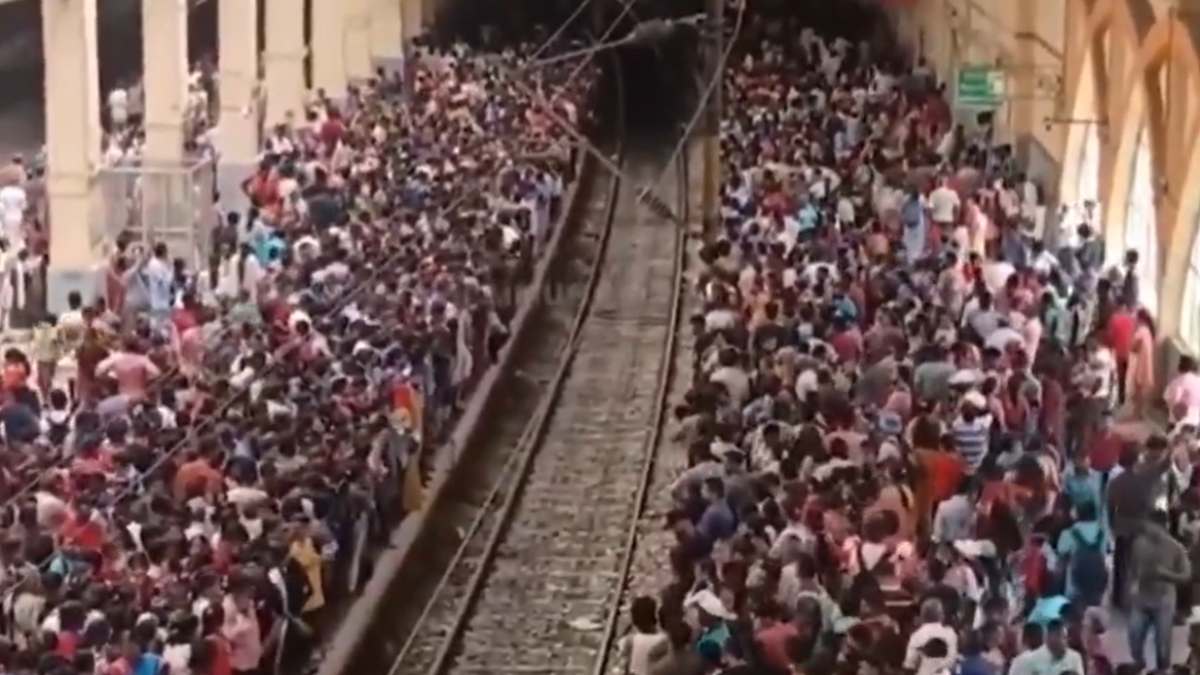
<box><xmin>951</xmin><ymin>415</ymin><xmax>992</xmax><ymax>473</ymax></box>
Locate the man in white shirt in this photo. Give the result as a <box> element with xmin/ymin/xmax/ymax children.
<box><xmin>0</xmin><ymin>183</ymin><xmax>26</xmax><ymax>250</ymax></box>
<box><xmin>904</xmin><ymin>600</ymin><xmax>958</xmax><ymax>675</ymax></box>
<box><xmin>1007</xmin><ymin>623</ymin><xmax>1045</xmax><ymax>675</ymax></box>
<box><xmin>929</xmin><ymin>177</ymin><xmax>961</xmax><ymax>234</ymax></box>
<box><xmin>1020</xmin><ymin>620</ymin><xmax>1085</xmax><ymax>675</ymax></box>
<box><xmin>710</xmin><ymin>348</ymin><xmax>750</xmax><ymax>407</ymax></box>
<box><xmin>107</xmin><ymin>86</ymin><xmax>129</xmax><ymax>131</ymax></box>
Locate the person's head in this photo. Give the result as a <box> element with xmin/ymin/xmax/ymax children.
<box><xmin>918</xmin><ymin>598</ymin><xmax>944</xmax><ymax>626</ymax></box>
<box><xmin>982</xmin><ymin>595</ymin><xmax>1008</xmax><ymax>624</ymax></box>
<box><xmin>67</xmin><ymin>292</ymin><xmax>82</xmax><ymax>311</ymax></box>
<box><xmin>1021</xmin><ymin>621</ymin><xmax>1045</xmax><ymax>651</ymax></box>
<box><xmin>630</xmin><ymin>596</ymin><xmax>658</xmax><ymax>634</ymax></box>
<box><xmin>1044</xmin><ymin>619</ymin><xmax>1067</xmax><ymax>656</ymax></box>
<box><xmin>227</xmin><ymin>574</ymin><xmax>255</xmax><ymax>613</ymax></box>
<box><xmin>1076</xmin><ymin>500</ymin><xmax>1098</xmax><ymax>523</ymax></box>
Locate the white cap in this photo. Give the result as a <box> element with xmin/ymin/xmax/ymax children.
<box><xmin>684</xmin><ymin>589</ymin><xmax>735</xmax><ymax>620</ymax></box>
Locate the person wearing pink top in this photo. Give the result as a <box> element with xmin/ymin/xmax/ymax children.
<box><xmin>222</xmin><ymin>583</ymin><xmax>263</xmax><ymax>675</ymax></box>
<box><xmin>94</xmin><ymin>340</ymin><xmax>162</xmax><ymax>402</ymax></box>
<box><xmin>1165</xmin><ymin>356</ymin><xmax>1200</xmax><ymax>427</ymax></box>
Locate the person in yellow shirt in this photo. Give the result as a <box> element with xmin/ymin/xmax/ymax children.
<box><xmin>29</xmin><ymin>315</ymin><xmax>62</xmax><ymax>399</ymax></box>
<box><xmin>288</xmin><ymin>521</ymin><xmax>325</xmax><ymax>614</ymax></box>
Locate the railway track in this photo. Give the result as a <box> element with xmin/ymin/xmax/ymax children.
<box><xmin>340</xmin><ymin>144</ymin><xmax>621</xmax><ymax>675</ymax></box>
<box><xmin>381</xmin><ymin>126</ymin><xmax>689</xmax><ymax>675</ymax></box>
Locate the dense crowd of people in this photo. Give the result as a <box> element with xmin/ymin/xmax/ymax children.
<box><xmin>621</xmin><ymin>13</ymin><xmax>1200</xmax><ymax>675</ymax></box>
<box><xmin>103</xmin><ymin>57</ymin><xmax>221</xmax><ymax>167</ymax></box>
<box><xmin>0</xmin><ymin>37</ymin><xmax>593</xmax><ymax>675</ymax></box>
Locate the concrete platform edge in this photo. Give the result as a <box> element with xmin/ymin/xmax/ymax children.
<box><xmin>316</xmin><ymin>151</ymin><xmax>594</xmax><ymax>675</ymax></box>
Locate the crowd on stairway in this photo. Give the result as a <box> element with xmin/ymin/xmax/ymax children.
<box><xmin>102</xmin><ymin>56</ymin><xmax>222</xmax><ymax>168</ymax></box>
<box><xmin>623</xmin><ymin>14</ymin><xmax>1200</xmax><ymax>675</ymax></box>
<box><xmin>0</xmin><ymin>59</ymin><xmax>222</xmax><ymax>340</ymax></box>
<box><xmin>0</xmin><ymin>36</ymin><xmax>591</xmax><ymax>675</ymax></box>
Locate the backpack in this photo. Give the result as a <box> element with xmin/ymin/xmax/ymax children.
<box><xmin>1069</xmin><ymin>528</ymin><xmax>1108</xmax><ymax>606</ymax></box>
<box><xmin>45</xmin><ymin>413</ymin><xmax>70</xmax><ymax>447</ymax></box>
<box><xmin>1020</xmin><ymin>541</ymin><xmax>1049</xmax><ymax>597</ymax></box>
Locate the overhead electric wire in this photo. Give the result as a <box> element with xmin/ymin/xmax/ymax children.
<box><xmin>494</xmin><ymin>0</ymin><xmax>746</xmax><ymax>226</ymax></box>
<box><xmin>646</xmin><ymin>0</ymin><xmax>745</xmax><ymax>202</ymax></box>
<box><xmin>528</xmin><ymin>0</ymin><xmax>596</xmax><ymax>61</ymax></box>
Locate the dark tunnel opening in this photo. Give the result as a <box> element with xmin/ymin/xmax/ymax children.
<box><xmin>432</xmin><ymin>0</ymin><xmax>707</xmax><ymax>145</ymax></box>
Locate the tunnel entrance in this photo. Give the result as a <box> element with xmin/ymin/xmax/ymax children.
<box><xmin>433</xmin><ymin>0</ymin><xmax>705</xmax><ymax>144</ymax></box>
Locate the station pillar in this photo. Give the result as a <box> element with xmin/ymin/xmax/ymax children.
<box><xmin>402</xmin><ymin>0</ymin><xmax>423</xmax><ymax>43</ymax></box>
<box><xmin>141</xmin><ymin>0</ymin><xmax>188</xmax><ymax>164</ymax></box>
<box><xmin>421</xmin><ymin>0</ymin><xmax>436</xmax><ymax>32</ymax></box>
<box><xmin>311</xmin><ymin>0</ymin><xmax>349</xmax><ymax>95</ymax></box>
<box><xmin>369</xmin><ymin>0</ymin><xmax>405</xmax><ymax>71</ymax></box>
<box><xmin>263</xmin><ymin>0</ymin><xmax>307</xmax><ymax>128</ymax></box>
<box><xmin>42</xmin><ymin>0</ymin><xmax>103</xmax><ymax>312</ymax></box>
<box><xmin>345</xmin><ymin>0</ymin><xmax>373</xmax><ymax>81</ymax></box>
<box><xmin>217</xmin><ymin>0</ymin><xmax>261</xmax><ymax>215</ymax></box>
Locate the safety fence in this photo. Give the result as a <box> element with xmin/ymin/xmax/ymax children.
<box><xmin>90</xmin><ymin>157</ymin><xmax>218</xmax><ymax>268</ymax></box>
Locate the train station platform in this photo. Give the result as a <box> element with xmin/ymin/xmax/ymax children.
<box><xmin>3</xmin><ymin>1</ymin><xmax>1200</xmax><ymax>675</ymax></box>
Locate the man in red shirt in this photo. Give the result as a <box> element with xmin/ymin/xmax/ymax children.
<box><xmin>1086</xmin><ymin>411</ymin><xmax>1125</xmax><ymax>482</ymax></box>
<box><xmin>58</xmin><ymin>501</ymin><xmax>106</xmax><ymax>554</ymax></box>
<box><xmin>830</xmin><ymin>319</ymin><xmax>864</xmax><ymax>364</ymax></box>
<box><xmin>1105</xmin><ymin>301</ymin><xmax>1137</xmax><ymax>404</ymax></box>
<box><xmin>755</xmin><ymin>599</ymin><xmax>799</xmax><ymax>671</ymax></box>
<box><xmin>320</xmin><ymin>108</ymin><xmax>347</xmax><ymax>149</ymax></box>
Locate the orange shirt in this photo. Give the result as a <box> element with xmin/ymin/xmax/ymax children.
<box><xmin>173</xmin><ymin>459</ymin><xmax>223</xmax><ymax>501</ymax></box>
<box><xmin>59</xmin><ymin>515</ymin><xmax>105</xmax><ymax>553</ymax></box>
<box><xmin>920</xmin><ymin>449</ymin><xmax>966</xmax><ymax>504</ymax></box>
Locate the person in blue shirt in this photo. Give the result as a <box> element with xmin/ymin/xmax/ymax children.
<box><xmin>1026</xmin><ymin>583</ymin><xmax>1071</xmax><ymax>629</ymax></box>
<box><xmin>685</xmin><ymin>589</ymin><xmax>734</xmax><ymax>657</ymax></box>
<box><xmin>1062</xmin><ymin>452</ymin><xmax>1106</xmax><ymax>527</ymax></box>
<box><xmin>1056</xmin><ymin>500</ymin><xmax>1109</xmax><ymax>607</ymax></box>
<box><xmin>696</xmin><ymin>477</ymin><xmax>737</xmax><ymax>548</ymax></box>
<box><xmin>958</xmin><ymin>629</ymin><xmax>1000</xmax><ymax>675</ymax></box>
<box><xmin>797</xmin><ymin>199</ymin><xmax>820</xmax><ymax>234</ymax></box>
<box><xmin>900</xmin><ymin>187</ymin><xmax>928</xmax><ymax>264</ymax></box>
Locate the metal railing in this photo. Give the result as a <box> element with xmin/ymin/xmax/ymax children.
<box><xmin>91</xmin><ymin>157</ymin><xmax>217</xmax><ymax>268</ymax></box>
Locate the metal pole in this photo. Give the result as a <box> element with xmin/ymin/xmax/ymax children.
<box><xmin>702</xmin><ymin>0</ymin><xmax>723</xmax><ymax>234</ymax></box>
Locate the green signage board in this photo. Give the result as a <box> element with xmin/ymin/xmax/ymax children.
<box><xmin>957</xmin><ymin>66</ymin><xmax>1005</xmax><ymax>107</ymax></box>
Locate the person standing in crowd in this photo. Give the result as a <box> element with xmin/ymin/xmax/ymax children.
<box><xmin>1125</xmin><ymin>308</ymin><xmax>1157</xmax><ymax>419</ymax></box>
<box><xmin>617</xmin><ymin>596</ymin><xmax>668</xmax><ymax>675</ymax></box>
<box><xmin>0</xmin><ymin>175</ymin><xmax>26</xmax><ymax>253</ymax></box>
<box><xmin>1108</xmin><ymin>438</ymin><xmax>1171</xmax><ymax>610</ymax></box>
<box><xmin>1165</xmin><ymin>355</ymin><xmax>1200</xmax><ymax>427</ymax></box>
<box><xmin>1128</xmin><ymin>509</ymin><xmax>1192</xmax><ymax>671</ymax></box>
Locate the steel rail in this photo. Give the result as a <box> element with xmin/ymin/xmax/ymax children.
<box><xmin>418</xmin><ymin>56</ymin><xmax>627</xmax><ymax>675</ymax></box>
<box><xmin>384</xmin><ymin>45</ymin><xmax>628</xmax><ymax>675</ymax></box>
<box><xmin>590</xmin><ymin>145</ymin><xmax>690</xmax><ymax>675</ymax></box>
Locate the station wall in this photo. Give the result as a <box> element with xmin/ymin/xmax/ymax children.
<box><xmin>890</xmin><ymin>0</ymin><xmax>1200</xmax><ymax>359</ymax></box>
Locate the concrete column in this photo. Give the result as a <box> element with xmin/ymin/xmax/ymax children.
<box><xmin>142</xmin><ymin>0</ymin><xmax>189</xmax><ymax>164</ymax></box>
<box><xmin>263</xmin><ymin>0</ymin><xmax>307</xmax><ymax>127</ymax></box>
<box><xmin>369</xmin><ymin>0</ymin><xmax>404</xmax><ymax>70</ymax></box>
<box><xmin>43</xmin><ymin>0</ymin><xmax>103</xmax><ymax>311</ymax></box>
<box><xmin>311</xmin><ymin>0</ymin><xmax>348</xmax><ymax>95</ymax></box>
<box><xmin>421</xmin><ymin>0</ymin><xmax>436</xmax><ymax>31</ymax></box>
<box><xmin>402</xmin><ymin>0</ymin><xmax>423</xmax><ymax>43</ymax></box>
<box><xmin>345</xmin><ymin>0</ymin><xmax>373</xmax><ymax>81</ymax></box>
<box><xmin>217</xmin><ymin>0</ymin><xmax>261</xmax><ymax>215</ymax></box>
